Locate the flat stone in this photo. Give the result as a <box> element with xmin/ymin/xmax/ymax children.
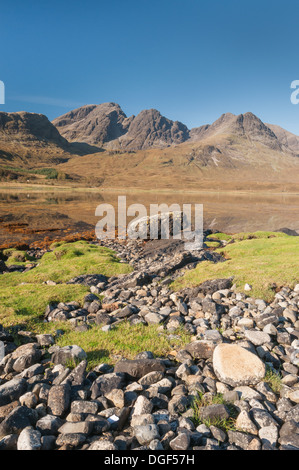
<box><xmin>56</xmin><ymin>433</ymin><xmax>87</xmax><ymax>448</ymax></box>
<box><xmin>138</xmin><ymin>370</ymin><xmax>164</xmax><ymax>386</ymax></box>
<box><xmin>132</xmin><ymin>395</ymin><xmax>153</xmax><ymax>416</ymax></box>
<box><xmin>58</xmin><ymin>421</ymin><xmax>93</xmax><ymax>435</ymax></box>
<box><xmin>70</xmin><ymin>400</ymin><xmax>98</xmax><ymax>415</ymax></box>
<box><xmin>144</xmin><ymin>312</ymin><xmax>165</xmax><ymax>324</ymax></box>
<box><xmin>168</xmin><ymin>395</ymin><xmax>192</xmax><ymax>415</ymax></box>
<box><xmin>199</xmin><ymin>404</ymin><xmax>230</xmax><ymax>423</ymax></box>
<box><xmin>36</xmin><ymin>414</ymin><xmax>64</xmax><ymax>435</ymax></box>
<box><xmin>0</xmin><ymin>433</ymin><xmax>18</xmax><ymax>450</ymax></box>
<box><xmin>91</xmin><ymin>373</ymin><xmax>126</xmax><ymax>399</ymax></box>
<box><xmin>0</xmin><ymin>401</ymin><xmax>19</xmax><ymax>420</ymax></box>
<box><xmin>114</xmin><ymin>359</ymin><xmax>165</xmax><ymax>380</ymax></box>
<box><xmin>88</xmin><ymin>439</ymin><xmax>117</xmax><ymax>450</ymax></box>
<box><xmin>244</xmin><ymin>330</ymin><xmax>271</xmax><ymax>346</ymax></box>
<box><xmin>235</xmin><ymin>410</ymin><xmax>258</xmax><ymax>435</ymax></box>
<box><xmin>227</xmin><ymin>430</ymin><xmax>255</xmax><ymax>450</ymax></box>
<box><xmin>250</xmin><ymin>408</ymin><xmax>279</xmax><ymax>428</ymax></box>
<box><xmin>131</xmin><ymin>414</ymin><xmax>155</xmax><ymax>427</ymax></box>
<box><xmin>288</xmin><ymin>390</ymin><xmax>299</xmax><ymax>404</ymax></box>
<box><xmin>19</xmin><ymin>392</ymin><xmax>38</xmax><ymax>408</ymax></box>
<box><xmin>259</xmin><ymin>425</ymin><xmax>278</xmax><ymax>447</ymax></box>
<box><xmin>105</xmin><ymin>389</ymin><xmax>125</xmax><ymax>408</ymax></box>
<box><xmin>213</xmin><ymin>343</ymin><xmax>266</xmax><ymax>387</ymax></box>
<box><xmin>11</xmin><ymin>343</ymin><xmax>42</xmax><ymax>373</ymax></box>
<box><xmin>36</xmin><ymin>334</ymin><xmax>55</xmax><ymax>347</ymax></box>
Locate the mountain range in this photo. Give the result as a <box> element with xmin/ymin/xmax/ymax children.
<box><xmin>1</xmin><ymin>103</ymin><xmax>299</xmax><ymax>190</ymax></box>
<box><xmin>52</xmin><ymin>102</ymin><xmax>299</xmax><ymax>154</ymax></box>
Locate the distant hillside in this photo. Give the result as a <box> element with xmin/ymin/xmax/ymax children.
<box><xmin>57</xmin><ymin>132</ymin><xmax>299</xmax><ymax>191</ymax></box>
<box><xmin>190</xmin><ymin>112</ymin><xmax>282</xmax><ymax>151</ymax></box>
<box><xmin>0</xmin><ymin>111</ymin><xmax>101</xmax><ymax>168</ymax></box>
<box><xmin>266</xmin><ymin>123</ymin><xmax>299</xmax><ymax>154</ymax></box>
<box><xmin>1</xmin><ymin>105</ymin><xmax>299</xmax><ymax>191</ymax></box>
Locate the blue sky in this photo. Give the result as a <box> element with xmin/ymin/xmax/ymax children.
<box><xmin>1</xmin><ymin>0</ymin><xmax>299</xmax><ymax>134</ymax></box>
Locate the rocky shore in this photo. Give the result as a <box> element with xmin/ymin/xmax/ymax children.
<box><xmin>0</xmin><ymin>236</ymin><xmax>298</xmax><ymax>450</ymax></box>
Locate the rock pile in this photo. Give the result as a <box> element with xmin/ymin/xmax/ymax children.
<box><xmin>0</xmin><ymin>238</ymin><xmax>298</xmax><ymax>450</ymax></box>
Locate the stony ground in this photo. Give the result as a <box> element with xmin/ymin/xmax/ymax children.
<box><xmin>0</xmin><ymin>236</ymin><xmax>298</xmax><ymax>450</ymax></box>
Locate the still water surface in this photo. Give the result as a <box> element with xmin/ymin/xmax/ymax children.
<box><xmin>1</xmin><ymin>189</ymin><xmax>299</xmax><ymax>245</ymax></box>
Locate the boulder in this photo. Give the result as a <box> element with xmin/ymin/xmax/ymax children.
<box><xmin>213</xmin><ymin>343</ymin><xmax>266</xmax><ymax>386</ymax></box>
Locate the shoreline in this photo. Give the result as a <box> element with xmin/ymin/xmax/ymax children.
<box><xmin>1</xmin><ymin>182</ymin><xmax>299</xmax><ymax>196</ymax></box>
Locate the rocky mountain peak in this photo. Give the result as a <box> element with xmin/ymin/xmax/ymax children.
<box><xmin>52</xmin><ymin>102</ymin><xmax>130</xmax><ymax>145</ymax></box>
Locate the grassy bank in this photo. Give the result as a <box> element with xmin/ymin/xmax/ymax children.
<box><xmin>172</xmin><ymin>231</ymin><xmax>299</xmax><ymax>301</ymax></box>
<box><xmin>0</xmin><ymin>240</ymin><xmax>190</xmax><ymax>366</ymax></box>
<box><xmin>0</xmin><ymin>240</ymin><xmax>132</xmax><ymax>332</ymax></box>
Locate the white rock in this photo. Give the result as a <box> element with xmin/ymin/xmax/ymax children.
<box><xmin>244</xmin><ymin>330</ymin><xmax>271</xmax><ymax>346</ymax></box>
<box><xmin>213</xmin><ymin>343</ymin><xmax>266</xmax><ymax>387</ymax></box>
<box><xmin>17</xmin><ymin>427</ymin><xmax>42</xmax><ymax>451</ymax></box>
<box><xmin>235</xmin><ymin>410</ymin><xmax>258</xmax><ymax>435</ymax></box>
<box><xmin>258</xmin><ymin>425</ymin><xmax>278</xmax><ymax>447</ymax></box>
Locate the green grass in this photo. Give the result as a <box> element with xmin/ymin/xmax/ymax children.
<box><xmin>231</xmin><ymin>231</ymin><xmax>289</xmax><ymax>241</ymax></box>
<box><xmin>35</xmin><ymin>321</ymin><xmax>191</xmax><ymax>370</ymax></box>
<box><xmin>264</xmin><ymin>367</ymin><xmax>283</xmax><ymax>395</ymax></box>
<box><xmin>1</xmin><ymin>241</ymin><xmax>132</xmax><ymax>287</ymax></box>
<box><xmin>0</xmin><ymin>241</ymin><xmax>191</xmax><ymax>368</ymax></box>
<box><xmin>0</xmin><ymin>241</ymin><xmax>132</xmax><ymax>327</ymax></box>
<box><xmin>0</xmin><ymin>284</ymin><xmax>89</xmax><ymax>327</ymax></box>
<box><xmin>172</xmin><ymin>231</ymin><xmax>299</xmax><ymax>301</ymax></box>
<box><xmin>207</xmin><ymin>232</ymin><xmax>233</xmax><ymax>241</ymax></box>
<box><xmin>0</xmin><ymin>165</ymin><xmax>67</xmax><ymax>180</ymax></box>
<box><xmin>4</xmin><ymin>249</ymin><xmax>35</xmax><ymax>266</ymax></box>
<box><xmin>205</xmin><ymin>241</ymin><xmax>222</xmax><ymax>248</ymax></box>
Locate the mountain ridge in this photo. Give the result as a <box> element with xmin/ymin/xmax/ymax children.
<box><xmin>1</xmin><ymin>105</ymin><xmax>299</xmax><ymax>190</ymax></box>
<box><xmin>52</xmin><ymin>103</ymin><xmax>299</xmax><ymax>154</ymax></box>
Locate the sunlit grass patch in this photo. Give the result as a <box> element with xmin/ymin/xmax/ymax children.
<box><xmin>207</xmin><ymin>232</ymin><xmax>232</xmax><ymax>241</ymax></box>
<box><xmin>172</xmin><ymin>231</ymin><xmax>299</xmax><ymax>301</ymax></box>
<box><xmin>29</xmin><ymin>320</ymin><xmax>192</xmax><ymax>370</ymax></box>
<box><xmin>0</xmin><ymin>241</ymin><xmax>132</xmax><ymax>327</ymax></box>
<box><xmin>0</xmin><ymin>284</ymin><xmax>89</xmax><ymax>327</ymax></box>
